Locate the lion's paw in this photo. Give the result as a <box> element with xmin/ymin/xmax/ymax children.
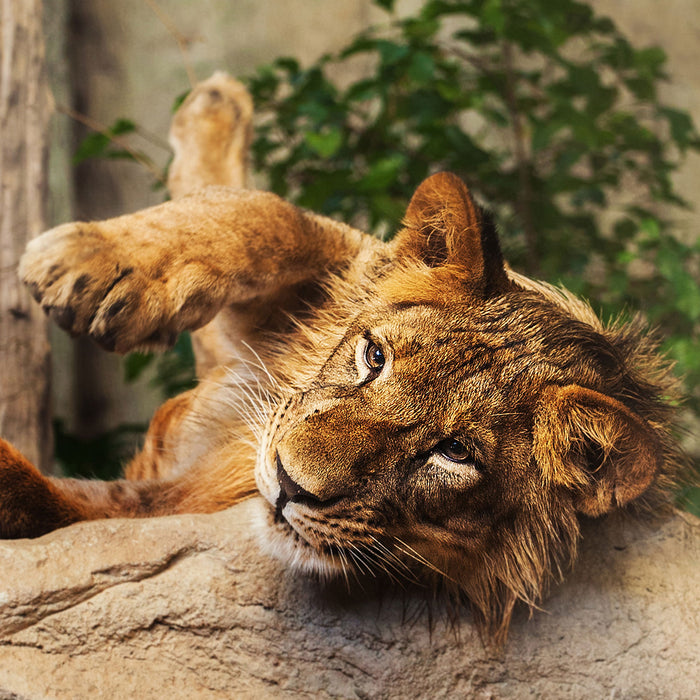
<box><xmin>20</xmin><ymin>223</ymin><xmax>175</xmax><ymax>353</ymax></box>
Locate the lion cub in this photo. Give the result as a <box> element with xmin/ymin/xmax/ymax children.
<box><xmin>0</xmin><ymin>74</ymin><xmax>681</xmax><ymax>642</ymax></box>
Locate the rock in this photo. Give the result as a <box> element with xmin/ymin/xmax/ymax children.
<box><xmin>0</xmin><ymin>498</ymin><xmax>698</xmax><ymax>699</ymax></box>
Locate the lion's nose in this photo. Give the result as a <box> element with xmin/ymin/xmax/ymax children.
<box><xmin>275</xmin><ymin>453</ymin><xmax>322</xmax><ymax>519</ymax></box>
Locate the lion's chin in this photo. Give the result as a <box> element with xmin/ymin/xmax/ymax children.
<box><xmin>250</xmin><ymin>497</ymin><xmax>346</xmax><ymax>580</ymax></box>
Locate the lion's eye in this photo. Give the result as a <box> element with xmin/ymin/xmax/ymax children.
<box><xmin>363</xmin><ymin>341</ymin><xmax>385</xmax><ymax>373</ymax></box>
<box><xmin>355</xmin><ymin>336</ymin><xmax>389</xmax><ymax>382</ymax></box>
<box><xmin>436</xmin><ymin>439</ymin><xmax>472</xmax><ymax>464</ymax></box>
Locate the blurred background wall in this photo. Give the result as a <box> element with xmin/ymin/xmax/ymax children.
<box><xmin>41</xmin><ymin>0</ymin><xmax>700</xmax><ymax>454</ymax></box>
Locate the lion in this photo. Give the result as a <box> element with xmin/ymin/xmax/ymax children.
<box><xmin>0</xmin><ymin>73</ymin><xmax>683</xmax><ymax>643</ymax></box>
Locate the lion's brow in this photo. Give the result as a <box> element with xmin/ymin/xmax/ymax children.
<box><xmin>436</xmin><ymin>343</ymin><xmax>532</xmax><ymax>384</ymax></box>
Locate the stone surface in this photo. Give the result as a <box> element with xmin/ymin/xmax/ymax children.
<box><xmin>0</xmin><ymin>499</ymin><xmax>698</xmax><ymax>699</ymax></box>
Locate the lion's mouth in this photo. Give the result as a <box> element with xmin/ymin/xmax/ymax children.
<box><xmin>259</xmin><ymin>452</ymin><xmax>396</xmax><ymax>580</ymax></box>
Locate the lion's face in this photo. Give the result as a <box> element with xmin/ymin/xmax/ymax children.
<box><xmin>254</xmin><ymin>173</ymin><xmax>668</xmax><ymax>640</ymax></box>
<box><xmin>255</xmin><ymin>298</ymin><xmax>541</xmax><ymax>578</ymax></box>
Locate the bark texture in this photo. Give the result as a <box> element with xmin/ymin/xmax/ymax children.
<box><xmin>0</xmin><ymin>499</ymin><xmax>697</xmax><ymax>699</ymax></box>
<box><xmin>0</xmin><ymin>0</ymin><xmax>52</xmax><ymax>471</ymax></box>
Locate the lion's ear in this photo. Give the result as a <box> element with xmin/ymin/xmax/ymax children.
<box><xmin>533</xmin><ymin>385</ymin><xmax>661</xmax><ymax>516</ymax></box>
<box><xmin>395</xmin><ymin>172</ymin><xmax>509</xmax><ymax>295</ymax></box>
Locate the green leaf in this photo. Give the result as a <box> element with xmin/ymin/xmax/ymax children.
<box><xmin>586</xmin><ymin>86</ymin><xmax>617</xmax><ymax>119</ymax></box>
<box><xmin>567</xmin><ymin>64</ymin><xmax>601</xmax><ymax>93</ymax></box>
<box><xmin>111</xmin><ymin>118</ymin><xmax>136</xmax><ymax>135</ymax></box>
<box><xmin>603</xmin><ymin>37</ymin><xmax>635</xmax><ymax>70</ymax></box>
<box><xmin>677</xmin><ymin>486</ymin><xmax>700</xmax><ymax>518</ymax></box>
<box><xmin>124</xmin><ymin>352</ymin><xmax>154</xmax><ymax>382</ymax></box>
<box><xmin>73</xmin><ymin>132</ymin><xmax>111</xmax><ymax>164</ymax></box>
<box><xmin>624</xmin><ymin>76</ymin><xmax>655</xmax><ymax>101</ymax></box>
<box><xmin>73</xmin><ymin>119</ymin><xmax>136</xmax><ymax>165</ymax></box>
<box><xmin>661</xmin><ymin>107</ymin><xmax>698</xmax><ymax>151</ymax></box>
<box><xmin>613</xmin><ymin>217</ymin><xmax>637</xmax><ymax>242</ymax></box>
<box><xmin>171</xmin><ymin>90</ymin><xmax>190</xmax><ymax>113</ymax></box>
<box><xmin>377</xmin><ymin>40</ymin><xmax>411</xmax><ymax>65</ymax></box>
<box><xmin>482</xmin><ymin>0</ymin><xmax>505</xmax><ymax>35</ymax></box>
<box><xmin>402</xmin><ymin>15</ymin><xmax>440</xmax><ymax>41</ymax></box>
<box><xmin>151</xmin><ymin>333</ymin><xmax>196</xmax><ymax>399</ymax></box>
<box><xmin>634</xmin><ymin>46</ymin><xmax>667</xmax><ymax>75</ymax></box>
<box><xmin>275</xmin><ymin>57</ymin><xmax>301</xmax><ymax>74</ymax></box>
<box><xmin>54</xmin><ymin>419</ymin><xmax>146</xmax><ymax>480</ymax></box>
<box><xmin>370</xmin><ymin>193</ymin><xmax>406</xmax><ymax>226</ymax></box>
<box><xmin>655</xmin><ymin>251</ymin><xmax>700</xmax><ymax>321</ymax></box>
<box><xmin>305</xmin><ymin>128</ymin><xmax>343</xmax><ymax>158</ymax></box>
<box><xmin>346</xmin><ymin>78</ymin><xmax>382</xmax><ymax>103</ymax></box>
<box><xmin>593</xmin><ymin>16</ymin><xmax>616</xmax><ymax>35</ymax></box>
<box><xmin>639</xmin><ymin>217</ymin><xmax>661</xmax><ymax>242</ymax></box>
<box><xmin>408</xmin><ymin>51</ymin><xmax>436</xmax><ymax>83</ymax></box>
<box><xmin>531</xmin><ymin>120</ymin><xmax>563</xmax><ymax>152</ymax></box>
<box><xmin>358</xmin><ymin>154</ymin><xmax>407</xmax><ymax>191</ymax></box>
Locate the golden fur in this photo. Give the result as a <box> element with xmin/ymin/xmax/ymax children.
<box><xmin>0</xmin><ymin>74</ymin><xmax>683</xmax><ymax>643</ymax></box>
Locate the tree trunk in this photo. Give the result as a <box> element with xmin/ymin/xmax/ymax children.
<box><xmin>0</xmin><ymin>0</ymin><xmax>52</xmax><ymax>471</ymax></box>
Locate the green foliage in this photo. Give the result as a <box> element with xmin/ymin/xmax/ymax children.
<box><xmin>124</xmin><ymin>332</ymin><xmax>198</xmax><ymax>399</ymax></box>
<box><xmin>246</xmin><ymin>0</ymin><xmax>700</xmax><ymax>439</ymax></box>
<box><xmin>54</xmin><ymin>419</ymin><xmax>146</xmax><ymax>480</ymax></box>
<box><xmin>72</xmin><ymin>118</ymin><xmax>138</xmax><ymax>164</ymax></box>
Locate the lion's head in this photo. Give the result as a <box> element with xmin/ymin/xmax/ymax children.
<box><xmin>254</xmin><ymin>173</ymin><xmax>678</xmax><ymax>642</ymax></box>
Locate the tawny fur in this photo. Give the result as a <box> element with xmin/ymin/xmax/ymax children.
<box><xmin>0</xmin><ymin>73</ymin><xmax>686</xmax><ymax>644</ymax></box>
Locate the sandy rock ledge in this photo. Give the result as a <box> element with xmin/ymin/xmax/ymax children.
<box><xmin>0</xmin><ymin>498</ymin><xmax>698</xmax><ymax>699</ymax></box>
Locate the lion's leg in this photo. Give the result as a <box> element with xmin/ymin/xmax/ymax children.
<box><xmin>11</xmin><ymin>74</ymin><xmax>362</xmax><ymax>535</ymax></box>
<box><xmin>124</xmin><ymin>364</ymin><xmax>262</xmax><ymax>486</ymax></box>
<box><xmin>168</xmin><ymin>72</ymin><xmax>256</xmax><ymax>375</ymax></box>
<box><xmin>0</xmin><ymin>364</ymin><xmax>259</xmax><ymax>538</ymax></box>
<box><xmin>0</xmin><ymin>438</ymin><xmax>88</xmax><ymax>538</ymax></box>
<box><xmin>167</xmin><ymin>72</ymin><xmax>253</xmax><ymax>199</ymax></box>
<box><xmin>0</xmin><ymin>432</ymin><xmax>257</xmax><ymax>539</ymax></box>
<box><xmin>123</xmin><ymin>391</ymin><xmax>198</xmax><ymax>481</ymax></box>
<box><xmin>21</xmin><ymin>68</ymin><xmax>365</xmax><ymax>356</ymax></box>
<box><xmin>20</xmin><ymin>186</ymin><xmax>363</xmax><ymax>356</ymax></box>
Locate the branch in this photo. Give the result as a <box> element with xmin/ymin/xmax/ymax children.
<box><xmin>57</xmin><ymin>104</ymin><xmax>168</xmax><ymax>187</ymax></box>
<box><xmin>144</xmin><ymin>0</ymin><xmax>199</xmax><ymax>88</ymax></box>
